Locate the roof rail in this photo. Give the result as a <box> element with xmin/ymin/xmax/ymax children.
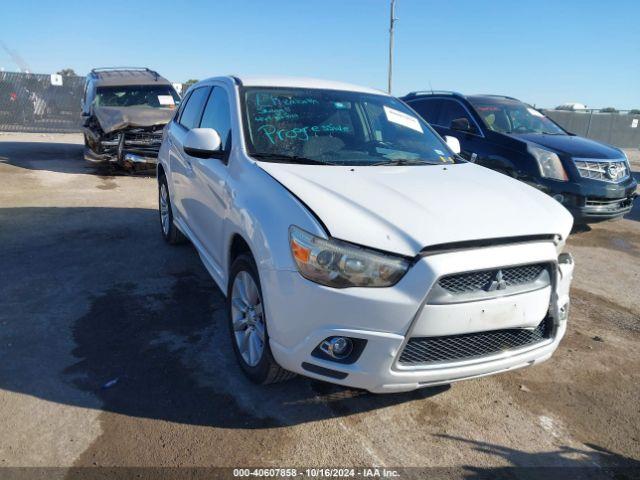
<box><xmin>404</xmin><ymin>90</ymin><xmax>463</xmax><ymax>98</ymax></box>
<box><xmin>474</xmin><ymin>94</ymin><xmax>519</xmax><ymax>101</ymax></box>
<box><xmin>89</xmin><ymin>67</ymin><xmax>159</xmax><ymax>80</ymax></box>
<box><xmin>91</xmin><ymin>67</ymin><xmax>151</xmax><ymax>73</ymax></box>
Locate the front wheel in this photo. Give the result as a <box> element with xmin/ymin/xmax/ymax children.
<box><xmin>228</xmin><ymin>254</ymin><xmax>295</xmax><ymax>384</ymax></box>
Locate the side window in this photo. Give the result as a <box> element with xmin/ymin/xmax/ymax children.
<box><xmin>408</xmin><ymin>99</ymin><xmax>443</xmax><ymax>125</ymax></box>
<box><xmin>438</xmin><ymin>99</ymin><xmax>472</xmax><ymax>128</ymax></box>
<box><xmin>200</xmin><ymin>87</ymin><xmax>232</xmax><ymax>151</ymax></box>
<box><xmin>178</xmin><ymin>87</ymin><xmax>210</xmax><ymax>129</ymax></box>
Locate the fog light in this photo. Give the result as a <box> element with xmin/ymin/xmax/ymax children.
<box><xmin>321</xmin><ymin>337</ymin><xmax>353</xmax><ymax>359</ymax></box>
<box><xmin>313</xmin><ymin>336</ymin><xmax>367</xmax><ymax>364</ymax></box>
<box><xmin>553</xmin><ymin>194</ymin><xmax>565</xmax><ymax>203</ymax></box>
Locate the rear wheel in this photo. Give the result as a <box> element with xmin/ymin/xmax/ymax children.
<box><xmin>228</xmin><ymin>254</ymin><xmax>295</xmax><ymax>384</ymax></box>
<box><xmin>158</xmin><ymin>174</ymin><xmax>186</xmax><ymax>244</ymax></box>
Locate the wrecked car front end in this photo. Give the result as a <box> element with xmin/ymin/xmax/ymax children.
<box><xmin>84</xmin><ymin>123</ymin><xmax>166</xmax><ymax>168</ymax></box>
<box><xmin>83</xmin><ymin>103</ymin><xmax>176</xmax><ymax>169</ymax></box>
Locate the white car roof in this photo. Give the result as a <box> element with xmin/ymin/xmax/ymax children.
<box><xmin>201</xmin><ymin>75</ymin><xmax>386</xmax><ymax>96</ymax></box>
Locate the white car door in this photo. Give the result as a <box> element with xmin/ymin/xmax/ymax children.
<box><xmin>183</xmin><ymin>85</ymin><xmax>233</xmax><ymax>279</ymax></box>
<box><xmin>167</xmin><ymin>86</ymin><xmax>211</xmax><ymax>221</ymax></box>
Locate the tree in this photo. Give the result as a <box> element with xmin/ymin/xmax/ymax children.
<box><xmin>57</xmin><ymin>68</ymin><xmax>77</xmax><ymax>77</ymax></box>
<box><xmin>183</xmin><ymin>79</ymin><xmax>199</xmax><ymax>89</ymax></box>
<box><xmin>629</xmin><ymin>109</ymin><xmax>640</xmax><ymax>115</ymax></box>
<box><xmin>599</xmin><ymin>107</ymin><xmax>618</xmax><ymax>114</ymax></box>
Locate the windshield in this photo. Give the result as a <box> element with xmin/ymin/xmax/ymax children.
<box><xmin>469</xmin><ymin>99</ymin><xmax>565</xmax><ymax>135</ymax></box>
<box><xmin>242</xmin><ymin>87</ymin><xmax>458</xmax><ymax>166</ymax></box>
<box><xmin>95</xmin><ymin>85</ymin><xmax>180</xmax><ymax>109</ymax></box>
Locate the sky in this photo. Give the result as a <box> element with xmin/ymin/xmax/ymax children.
<box><xmin>1</xmin><ymin>0</ymin><xmax>639</xmax><ymax>109</ymax></box>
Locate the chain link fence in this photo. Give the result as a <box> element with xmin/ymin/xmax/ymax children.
<box><xmin>0</xmin><ymin>71</ymin><xmax>86</xmax><ymax>133</ymax></box>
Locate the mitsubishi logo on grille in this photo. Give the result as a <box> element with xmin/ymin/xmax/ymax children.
<box><xmin>486</xmin><ymin>270</ymin><xmax>507</xmax><ymax>291</ymax></box>
<box><xmin>606</xmin><ymin>163</ymin><xmax>625</xmax><ymax>181</ymax></box>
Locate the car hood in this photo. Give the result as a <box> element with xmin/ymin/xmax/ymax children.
<box><xmin>258</xmin><ymin>161</ymin><xmax>573</xmax><ymax>256</ymax></box>
<box><xmin>516</xmin><ymin>133</ymin><xmax>622</xmax><ymax>159</ymax></box>
<box><xmin>92</xmin><ymin>106</ymin><xmax>174</xmax><ymax>134</ymax></box>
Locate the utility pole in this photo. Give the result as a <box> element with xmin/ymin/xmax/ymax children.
<box><xmin>387</xmin><ymin>0</ymin><xmax>397</xmax><ymax>94</ymax></box>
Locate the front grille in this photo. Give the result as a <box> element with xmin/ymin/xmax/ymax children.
<box><xmin>438</xmin><ymin>270</ymin><xmax>492</xmax><ymax>294</ymax></box>
<box><xmin>502</xmin><ymin>264</ymin><xmax>546</xmax><ymax>286</ymax></box>
<box><xmin>438</xmin><ymin>263</ymin><xmax>546</xmax><ymax>295</ymax></box>
<box><xmin>398</xmin><ymin>317</ymin><xmax>552</xmax><ymax>366</ymax></box>
<box><xmin>574</xmin><ymin>159</ymin><xmax>629</xmax><ymax>183</ymax></box>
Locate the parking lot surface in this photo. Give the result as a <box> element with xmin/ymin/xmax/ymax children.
<box><xmin>1</xmin><ymin>133</ymin><xmax>639</xmax><ymax>475</ymax></box>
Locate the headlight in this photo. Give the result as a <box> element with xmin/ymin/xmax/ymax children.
<box><xmin>528</xmin><ymin>145</ymin><xmax>568</xmax><ymax>181</ymax></box>
<box><xmin>289</xmin><ymin>226</ymin><xmax>410</xmax><ymax>288</ymax></box>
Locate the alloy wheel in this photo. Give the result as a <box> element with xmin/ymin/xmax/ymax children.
<box><xmin>159</xmin><ymin>183</ymin><xmax>170</xmax><ymax>236</ymax></box>
<box><xmin>230</xmin><ymin>271</ymin><xmax>265</xmax><ymax>367</ymax></box>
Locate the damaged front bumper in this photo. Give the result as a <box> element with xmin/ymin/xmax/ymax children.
<box><xmin>84</xmin><ymin>127</ymin><xmax>164</xmax><ymax>168</ymax></box>
<box><xmin>84</xmin><ymin>149</ymin><xmax>158</xmax><ymax>166</ymax></box>
<box><xmin>265</xmin><ymin>240</ymin><xmax>574</xmax><ymax>393</ymax></box>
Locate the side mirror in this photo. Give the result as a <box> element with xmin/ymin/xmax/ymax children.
<box><xmin>450</xmin><ymin>117</ymin><xmax>474</xmax><ymax>133</ymax></box>
<box><xmin>183</xmin><ymin>128</ymin><xmax>222</xmax><ymax>159</ymax></box>
<box><xmin>444</xmin><ymin>136</ymin><xmax>461</xmax><ymax>155</ymax></box>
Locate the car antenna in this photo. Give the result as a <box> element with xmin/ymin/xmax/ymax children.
<box><xmin>429</xmin><ymin>80</ymin><xmax>434</xmax><ymax>94</ymax></box>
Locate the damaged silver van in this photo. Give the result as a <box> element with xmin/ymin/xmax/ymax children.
<box><xmin>81</xmin><ymin>67</ymin><xmax>181</xmax><ymax>169</ymax></box>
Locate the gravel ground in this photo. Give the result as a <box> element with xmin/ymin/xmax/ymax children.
<box><xmin>0</xmin><ymin>133</ymin><xmax>639</xmax><ymax>478</ymax></box>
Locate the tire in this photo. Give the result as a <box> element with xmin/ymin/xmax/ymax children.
<box><xmin>158</xmin><ymin>174</ymin><xmax>187</xmax><ymax>245</ymax></box>
<box><xmin>83</xmin><ymin>134</ymin><xmax>95</xmax><ymax>157</ymax></box>
<box><xmin>228</xmin><ymin>254</ymin><xmax>295</xmax><ymax>384</ymax></box>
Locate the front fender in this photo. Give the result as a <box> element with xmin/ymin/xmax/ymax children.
<box><xmin>222</xmin><ymin>157</ymin><xmax>326</xmax><ymax>287</ymax></box>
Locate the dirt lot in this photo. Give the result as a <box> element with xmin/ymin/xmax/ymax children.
<box><xmin>0</xmin><ymin>132</ymin><xmax>639</xmax><ymax>478</ymax></box>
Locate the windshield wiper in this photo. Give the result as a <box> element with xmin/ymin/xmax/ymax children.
<box><xmin>370</xmin><ymin>158</ymin><xmax>435</xmax><ymax>166</ymax></box>
<box><xmin>250</xmin><ymin>153</ymin><xmax>334</xmax><ymax>165</ymax></box>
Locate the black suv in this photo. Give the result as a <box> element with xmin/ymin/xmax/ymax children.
<box><xmin>401</xmin><ymin>91</ymin><xmax>637</xmax><ymax>223</ymax></box>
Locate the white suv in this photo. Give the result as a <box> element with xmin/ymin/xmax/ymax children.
<box><xmin>157</xmin><ymin>75</ymin><xmax>574</xmax><ymax>393</ymax></box>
